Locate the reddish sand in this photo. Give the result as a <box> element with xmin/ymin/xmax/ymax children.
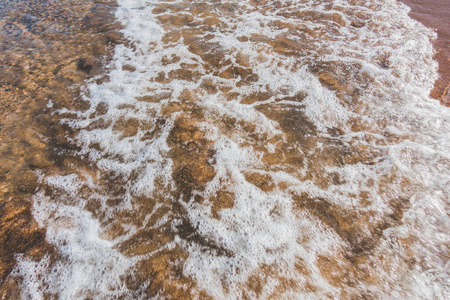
<box><xmin>401</xmin><ymin>0</ymin><xmax>450</xmax><ymax>106</ymax></box>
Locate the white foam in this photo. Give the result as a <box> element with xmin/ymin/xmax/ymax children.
<box><xmin>16</xmin><ymin>0</ymin><xmax>450</xmax><ymax>298</ymax></box>
<box><xmin>14</xmin><ymin>190</ymin><xmax>141</xmax><ymax>299</ymax></box>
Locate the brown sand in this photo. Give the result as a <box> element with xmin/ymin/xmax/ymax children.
<box><xmin>0</xmin><ymin>0</ymin><xmax>122</xmax><ymax>295</ymax></box>
<box><xmin>0</xmin><ymin>1</ymin><xmax>446</xmax><ymax>298</ymax></box>
<box><xmin>401</xmin><ymin>0</ymin><xmax>450</xmax><ymax>106</ymax></box>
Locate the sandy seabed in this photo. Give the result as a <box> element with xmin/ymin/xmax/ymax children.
<box><xmin>0</xmin><ymin>0</ymin><xmax>121</xmax><ymax>295</ymax></box>
<box><xmin>0</xmin><ymin>0</ymin><xmax>448</xmax><ymax>298</ymax></box>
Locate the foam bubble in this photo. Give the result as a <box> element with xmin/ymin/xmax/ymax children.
<box><xmin>15</xmin><ymin>0</ymin><xmax>450</xmax><ymax>298</ymax></box>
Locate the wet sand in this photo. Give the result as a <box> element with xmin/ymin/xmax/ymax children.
<box><xmin>0</xmin><ymin>0</ymin><xmax>121</xmax><ymax>295</ymax></box>
<box><xmin>1</xmin><ymin>0</ymin><xmax>448</xmax><ymax>298</ymax></box>
<box><xmin>402</xmin><ymin>0</ymin><xmax>450</xmax><ymax>106</ymax></box>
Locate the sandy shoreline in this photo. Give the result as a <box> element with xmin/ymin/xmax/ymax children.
<box><xmin>401</xmin><ymin>0</ymin><xmax>450</xmax><ymax>106</ymax></box>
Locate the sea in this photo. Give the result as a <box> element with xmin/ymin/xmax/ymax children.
<box><xmin>1</xmin><ymin>0</ymin><xmax>449</xmax><ymax>299</ymax></box>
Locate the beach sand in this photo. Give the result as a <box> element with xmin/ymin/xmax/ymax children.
<box><xmin>0</xmin><ymin>0</ymin><xmax>121</xmax><ymax>294</ymax></box>
<box><xmin>402</xmin><ymin>0</ymin><xmax>450</xmax><ymax>106</ymax></box>
<box><xmin>0</xmin><ymin>0</ymin><xmax>448</xmax><ymax>297</ymax></box>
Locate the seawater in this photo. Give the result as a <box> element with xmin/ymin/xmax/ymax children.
<box><xmin>13</xmin><ymin>0</ymin><xmax>449</xmax><ymax>298</ymax></box>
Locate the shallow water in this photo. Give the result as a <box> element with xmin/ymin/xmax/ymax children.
<box><xmin>0</xmin><ymin>0</ymin><xmax>121</xmax><ymax>295</ymax></box>
<box><xmin>1</xmin><ymin>0</ymin><xmax>449</xmax><ymax>299</ymax></box>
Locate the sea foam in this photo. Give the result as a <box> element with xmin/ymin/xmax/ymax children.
<box><xmin>14</xmin><ymin>0</ymin><xmax>449</xmax><ymax>298</ymax></box>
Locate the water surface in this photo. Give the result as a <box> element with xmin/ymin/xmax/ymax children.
<box><xmin>1</xmin><ymin>0</ymin><xmax>449</xmax><ymax>299</ymax></box>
